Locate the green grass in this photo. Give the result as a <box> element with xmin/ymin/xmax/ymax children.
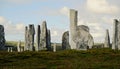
<box><xmin>0</xmin><ymin>49</ymin><xmax>120</xmax><ymax>69</ymax></box>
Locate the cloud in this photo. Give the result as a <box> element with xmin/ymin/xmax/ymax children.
<box><xmin>16</xmin><ymin>23</ymin><xmax>25</xmax><ymax>33</ymax></box>
<box><xmin>77</xmin><ymin>18</ymin><xmax>105</xmax><ymax>42</ymax></box>
<box><xmin>51</xmin><ymin>30</ymin><xmax>58</xmax><ymax>37</ymax></box>
<box><xmin>86</xmin><ymin>0</ymin><xmax>119</xmax><ymax>14</ymax></box>
<box><xmin>60</xmin><ymin>6</ymin><xmax>69</xmax><ymax>17</ymax></box>
<box><xmin>51</xmin><ymin>27</ymin><xmax>66</xmax><ymax>42</ymax></box>
<box><xmin>101</xmin><ymin>17</ymin><xmax>114</xmax><ymax>24</ymax></box>
<box><xmin>0</xmin><ymin>16</ymin><xmax>25</xmax><ymax>41</ymax></box>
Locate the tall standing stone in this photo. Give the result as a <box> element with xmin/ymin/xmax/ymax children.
<box><xmin>40</xmin><ymin>21</ymin><xmax>47</xmax><ymax>50</ymax></box>
<box><xmin>47</xmin><ymin>29</ymin><xmax>51</xmax><ymax>51</ymax></box>
<box><xmin>62</xmin><ymin>31</ymin><xmax>70</xmax><ymax>50</ymax></box>
<box><xmin>24</xmin><ymin>26</ymin><xmax>29</xmax><ymax>51</ymax></box>
<box><xmin>112</xmin><ymin>19</ymin><xmax>120</xmax><ymax>50</ymax></box>
<box><xmin>104</xmin><ymin>29</ymin><xmax>110</xmax><ymax>48</ymax></box>
<box><xmin>36</xmin><ymin>25</ymin><xmax>41</xmax><ymax>51</ymax></box>
<box><xmin>0</xmin><ymin>25</ymin><xmax>6</xmax><ymax>50</ymax></box>
<box><xmin>28</xmin><ymin>24</ymin><xmax>35</xmax><ymax>51</ymax></box>
<box><xmin>69</xmin><ymin>9</ymin><xmax>77</xmax><ymax>49</ymax></box>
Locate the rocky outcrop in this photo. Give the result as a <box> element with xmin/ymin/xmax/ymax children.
<box><xmin>0</xmin><ymin>25</ymin><xmax>6</xmax><ymax>50</ymax></box>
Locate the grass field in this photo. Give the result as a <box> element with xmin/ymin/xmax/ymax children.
<box><xmin>0</xmin><ymin>48</ymin><xmax>120</xmax><ymax>69</ymax></box>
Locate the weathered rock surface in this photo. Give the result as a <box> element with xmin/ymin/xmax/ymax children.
<box><xmin>104</xmin><ymin>29</ymin><xmax>110</xmax><ymax>48</ymax></box>
<box><xmin>62</xmin><ymin>31</ymin><xmax>70</xmax><ymax>50</ymax></box>
<box><xmin>112</xmin><ymin>19</ymin><xmax>120</xmax><ymax>50</ymax></box>
<box><xmin>69</xmin><ymin>9</ymin><xmax>77</xmax><ymax>49</ymax></box>
<box><xmin>0</xmin><ymin>25</ymin><xmax>6</xmax><ymax>50</ymax></box>
<box><xmin>69</xmin><ymin>9</ymin><xmax>94</xmax><ymax>50</ymax></box>
<box><xmin>28</xmin><ymin>24</ymin><xmax>35</xmax><ymax>51</ymax></box>
<box><xmin>75</xmin><ymin>25</ymin><xmax>94</xmax><ymax>50</ymax></box>
<box><xmin>24</xmin><ymin>26</ymin><xmax>29</xmax><ymax>51</ymax></box>
<box><xmin>36</xmin><ymin>25</ymin><xmax>41</xmax><ymax>51</ymax></box>
<box><xmin>40</xmin><ymin>21</ymin><xmax>47</xmax><ymax>50</ymax></box>
<box><xmin>46</xmin><ymin>29</ymin><xmax>51</xmax><ymax>51</ymax></box>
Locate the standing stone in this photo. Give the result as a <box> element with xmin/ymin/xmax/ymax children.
<box><xmin>36</xmin><ymin>25</ymin><xmax>41</xmax><ymax>51</ymax></box>
<box><xmin>8</xmin><ymin>47</ymin><xmax>13</xmax><ymax>52</ymax></box>
<box><xmin>112</xmin><ymin>19</ymin><xmax>120</xmax><ymax>50</ymax></box>
<box><xmin>69</xmin><ymin>9</ymin><xmax>94</xmax><ymax>50</ymax></box>
<box><xmin>10</xmin><ymin>47</ymin><xmax>13</xmax><ymax>52</ymax></box>
<box><xmin>46</xmin><ymin>29</ymin><xmax>51</xmax><ymax>51</ymax></box>
<box><xmin>104</xmin><ymin>29</ymin><xmax>111</xmax><ymax>48</ymax></box>
<box><xmin>53</xmin><ymin>43</ymin><xmax>56</xmax><ymax>52</ymax></box>
<box><xmin>24</xmin><ymin>26</ymin><xmax>29</xmax><ymax>51</ymax></box>
<box><xmin>40</xmin><ymin>21</ymin><xmax>47</xmax><ymax>50</ymax></box>
<box><xmin>62</xmin><ymin>31</ymin><xmax>70</xmax><ymax>50</ymax></box>
<box><xmin>28</xmin><ymin>24</ymin><xmax>35</xmax><ymax>51</ymax></box>
<box><xmin>21</xmin><ymin>47</ymin><xmax>24</xmax><ymax>52</ymax></box>
<box><xmin>17</xmin><ymin>41</ymin><xmax>21</xmax><ymax>52</ymax></box>
<box><xmin>0</xmin><ymin>25</ymin><xmax>6</xmax><ymax>50</ymax></box>
<box><xmin>8</xmin><ymin>47</ymin><xmax>10</xmax><ymax>52</ymax></box>
<box><xmin>69</xmin><ymin>9</ymin><xmax>77</xmax><ymax>49</ymax></box>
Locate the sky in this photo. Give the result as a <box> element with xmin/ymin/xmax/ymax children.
<box><xmin>0</xmin><ymin>0</ymin><xmax>120</xmax><ymax>43</ymax></box>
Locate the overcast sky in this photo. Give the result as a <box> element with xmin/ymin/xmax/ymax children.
<box><xmin>0</xmin><ymin>0</ymin><xmax>120</xmax><ymax>43</ymax></box>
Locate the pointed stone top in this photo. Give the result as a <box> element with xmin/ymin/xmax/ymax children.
<box><xmin>0</xmin><ymin>25</ymin><xmax>4</xmax><ymax>26</ymax></box>
<box><xmin>25</xmin><ymin>26</ymin><xmax>27</xmax><ymax>27</ymax></box>
<box><xmin>37</xmin><ymin>25</ymin><xmax>40</xmax><ymax>26</ymax></box>
<box><xmin>42</xmin><ymin>21</ymin><xmax>47</xmax><ymax>27</ymax></box>
<box><xmin>106</xmin><ymin>29</ymin><xmax>109</xmax><ymax>31</ymax></box>
<box><xmin>28</xmin><ymin>24</ymin><xmax>35</xmax><ymax>35</ymax></box>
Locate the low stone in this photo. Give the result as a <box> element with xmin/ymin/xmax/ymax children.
<box><xmin>75</xmin><ymin>25</ymin><xmax>94</xmax><ymax>50</ymax></box>
<box><xmin>17</xmin><ymin>41</ymin><xmax>21</xmax><ymax>52</ymax></box>
<box><xmin>53</xmin><ymin>43</ymin><xmax>56</xmax><ymax>52</ymax></box>
<box><xmin>62</xmin><ymin>31</ymin><xmax>70</xmax><ymax>50</ymax></box>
